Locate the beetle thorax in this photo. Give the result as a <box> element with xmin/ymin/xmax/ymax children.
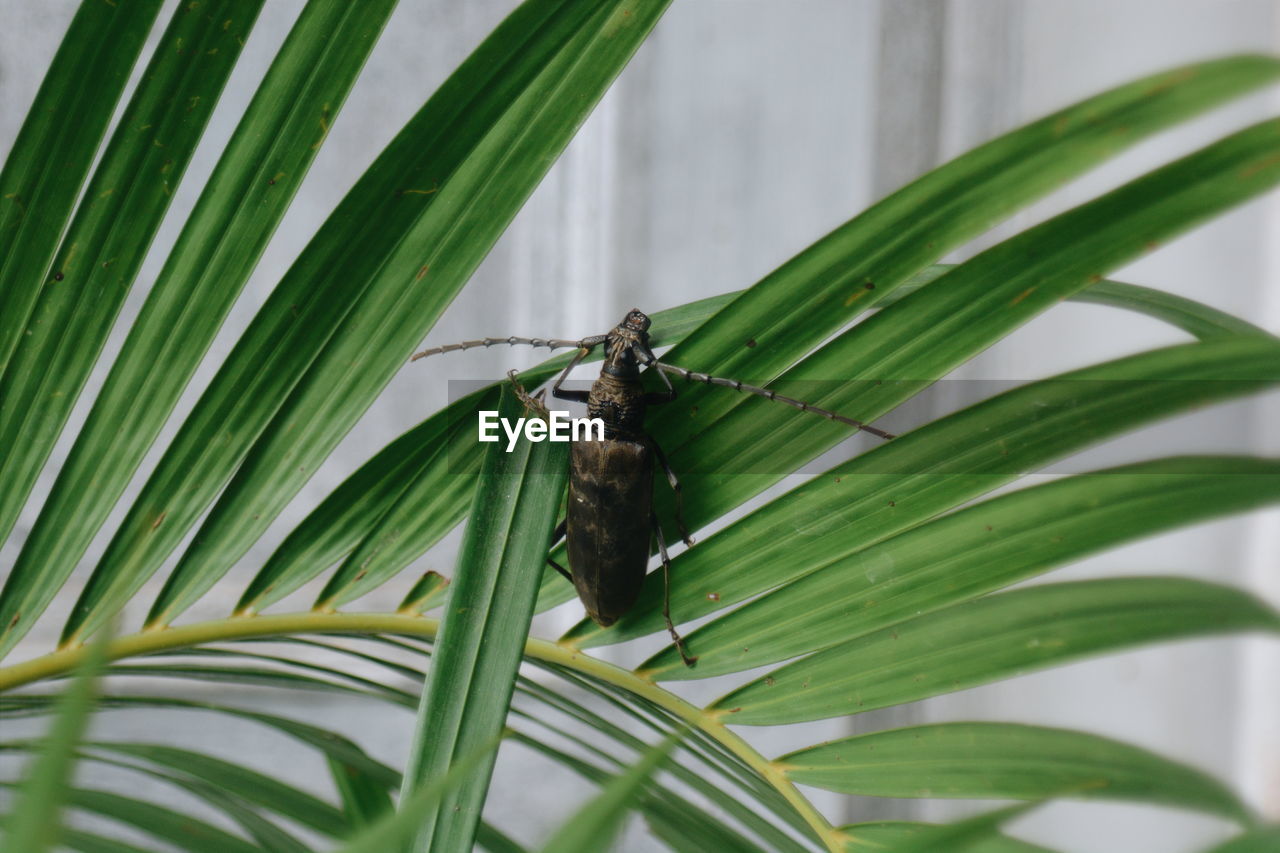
<box><xmin>587</xmin><ymin>369</ymin><xmax>647</xmax><ymax>439</ymax></box>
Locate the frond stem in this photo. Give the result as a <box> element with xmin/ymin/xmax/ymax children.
<box><xmin>0</xmin><ymin>611</ymin><xmax>847</xmax><ymax>852</ymax></box>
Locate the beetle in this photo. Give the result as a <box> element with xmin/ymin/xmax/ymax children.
<box><xmin>412</xmin><ymin>308</ymin><xmax>894</xmax><ymax>666</ymax></box>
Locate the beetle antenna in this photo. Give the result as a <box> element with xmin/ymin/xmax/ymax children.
<box><xmin>653</xmin><ymin>360</ymin><xmax>896</xmax><ymax>441</ymax></box>
<box><xmin>410</xmin><ymin>334</ymin><xmax>606</xmax><ymax>362</ymax></box>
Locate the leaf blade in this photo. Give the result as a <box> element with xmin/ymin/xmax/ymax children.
<box><xmin>648</xmin><ymin>55</ymin><xmax>1280</xmax><ymax>453</ymax></box>
<box><xmin>401</xmin><ymin>386</ymin><xmax>569</xmax><ymax>853</ymax></box>
<box><xmin>0</xmin><ymin>0</ymin><xmax>164</xmax><ymax>372</ymax></box>
<box><xmin>236</xmin><ymin>290</ymin><xmax>729</xmax><ymax>615</ymax></box>
<box><xmin>3</xmin><ymin>633</ymin><xmax>109</xmax><ymax>852</ymax></box>
<box><xmin>81</xmin><ymin>741</ymin><xmax>350</xmax><ymax>838</ymax></box>
<box><xmin>641</xmin><ymin>456</ymin><xmax>1280</xmax><ymax>679</ymax></box>
<box><xmin>0</xmin><ymin>0</ymin><xmax>263</xmax><ymax>559</ymax></box>
<box><xmin>0</xmin><ymin>0</ymin><xmax>396</xmax><ymax>659</ymax></box>
<box><xmin>55</xmin><ymin>0</ymin><xmax>612</xmax><ymax>643</ymax></box>
<box><xmin>539</xmin><ymin>732</ymin><xmax>682</xmax><ymax>853</ymax></box>
<box><xmin>649</xmin><ymin>115</ymin><xmax>1280</xmax><ymax>558</ymax></box>
<box><xmin>140</xmin><ymin>0</ymin><xmax>672</xmax><ymax>632</ymax></box>
<box><xmin>779</xmin><ymin>722</ymin><xmax>1248</xmax><ymax>820</ymax></box>
<box><xmin>847</xmin><ymin>804</ymin><xmax>1043</xmax><ymax>853</ymax></box>
<box><xmin>842</xmin><ymin>821</ymin><xmax>1058</xmax><ymax>853</ymax></box>
<box><xmin>713</xmin><ymin>577</ymin><xmax>1280</xmax><ymax>724</ymax></box>
<box><xmin>576</xmin><ymin>335</ymin><xmax>1280</xmax><ymax>651</ymax></box>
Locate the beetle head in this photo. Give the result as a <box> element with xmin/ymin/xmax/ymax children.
<box><xmin>622</xmin><ymin>308</ymin><xmax>651</xmax><ymax>332</ymax></box>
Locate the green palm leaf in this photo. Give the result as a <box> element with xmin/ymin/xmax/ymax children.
<box><xmin>647</xmin><ymin>117</ymin><xmax>1280</xmax><ymax>547</ymax></box>
<box><xmin>0</xmin><ymin>0</ymin><xmax>263</xmax><ymax>586</ymax></box>
<box><xmin>80</xmin><ymin>741</ymin><xmax>348</xmax><ymax>837</ymax></box>
<box><xmin>712</xmin><ymin>577</ymin><xmax>1279</xmax><ymax>724</ymax></box>
<box><xmin>401</xmin><ymin>387</ymin><xmax>569</xmax><ymax>852</ymax></box>
<box><xmin>3</xmin><ymin>631</ymin><xmax>108</xmax><ymax>852</ymax></box>
<box><xmin>0</xmin><ymin>0</ymin><xmax>163</xmax><ymax>372</ymax></box>
<box><xmin>0</xmin><ymin>0</ymin><xmax>396</xmax><ymax>660</ymax></box>
<box><xmin>1</xmin><ymin>3</ymin><xmax>1278</xmax><ymax>849</ymax></box>
<box><xmin>18</xmin><ymin>785</ymin><xmax>260</xmax><ymax>853</ymax></box>
<box><xmin>569</xmin><ymin>335</ymin><xmax>1280</xmax><ymax>647</ymax></box>
<box><xmin>640</xmin><ymin>457</ymin><xmax>1280</xmax><ymax>679</ymax></box>
<box><xmin>648</xmin><ymin>55</ymin><xmax>1280</xmax><ymax>449</ymax></box>
<box><xmin>539</xmin><ymin>731</ymin><xmax>682</xmax><ymax>853</ymax></box>
<box><xmin>777</xmin><ymin>723</ymin><xmax>1247</xmax><ymax>820</ymax></box>
<box><xmin>139</xmin><ymin>0</ymin><xmax>672</xmax><ymax>633</ymax></box>
<box><xmin>841</xmin><ymin>821</ymin><xmax>1056</xmax><ymax>853</ymax></box>
<box><xmin>53</xmin><ymin>0</ymin><xmax>669</xmax><ymax>648</ymax></box>
<box><xmin>844</xmin><ymin>804</ymin><xmax>1044</xmax><ymax>853</ymax></box>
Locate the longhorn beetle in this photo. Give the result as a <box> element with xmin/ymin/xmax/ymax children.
<box><xmin>412</xmin><ymin>308</ymin><xmax>894</xmax><ymax>666</ymax></box>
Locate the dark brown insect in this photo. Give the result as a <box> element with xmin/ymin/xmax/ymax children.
<box><xmin>412</xmin><ymin>309</ymin><xmax>893</xmax><ymax>666</ymax></box>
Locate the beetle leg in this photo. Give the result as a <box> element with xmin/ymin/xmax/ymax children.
<box><xmin>652</xmin><ymin>512</ymin><xmax>696</xmax><ymax>667</ymax></box>
<box><xmin>648</xmin><ymin>439</ymin><xmax>693</xmax><ymax>547</ymax></box>
<box><xmin>550</xmin><ymin>345</ymin><xmax>592</xmax><ymax>404</ymax></box>
<box><xmin>636</xmin><ymin>341</ymin><xmax>672</xmax><ymax>389</ymax></box>
<box><xmin>637</xmin><ymin>342</ymin><xmax>677</xmax><ymax>401</ymax></box>
<box><xmin>546</xmin><ymin>557</ymin><xmax>573</xmax><ymax>584</ymax></box>
<box><xmin>506</xmin><ymin>366</ymin><xmax>542</xmax><ymax>402</ymax></box>
<box><xmin>545</xmin><ymin>520</ymin><xmax>572</xmax><ymax>583</ymax></box>
<box><xmin>507</xmin><ymin>369</ymin><xmax>550</xmax><ymax>417</ymax></box>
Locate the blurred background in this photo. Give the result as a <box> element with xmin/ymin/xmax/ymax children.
<box><xmin>1</xmin><ymin>1</ymin><xmax>1278</xmax><ymax>851</ymax></box>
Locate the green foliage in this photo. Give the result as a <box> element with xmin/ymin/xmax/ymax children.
<box><xmin>842</xmin><ymin>803</ymin><xmax>1047</xmax><ymax>853</ymax></box>
<box><xmin>778</xmin><ymin>722</ymin><xmax>1247</xmax><ymax>818</ymax></box>
<box><xmin>1</xmin><ymin>2</ymin><xmax>1278</xmax><ymax>852</ymax></box>
<box><xmin>539</xmin><ymin>732</ymin><xmax>682</xmax><ymax>853</ymax></box>
<box><xmin>401</xmin><ymin>388</ymin><xmax>569</xmax><ymax>852</ymax></box>
<box><xmin>4</xmin><ymin>630</ymin><xmax>110</xmax><ymax>852</ymax></box>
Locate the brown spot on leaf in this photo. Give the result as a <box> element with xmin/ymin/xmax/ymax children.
<box><xmin>843</xmin><ymin>289</ymin><xmax>868</xmax><ymax>307</ymax></box>
<box><xmin>1143</xmin><ymin>67</ymin><xmax>1196</xmax><ymax>97</ymax></box>
<box><xmin>1241</xmin><ymin>152</ymin><xmax>1280</xmax><ymax>178</ymax></box>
